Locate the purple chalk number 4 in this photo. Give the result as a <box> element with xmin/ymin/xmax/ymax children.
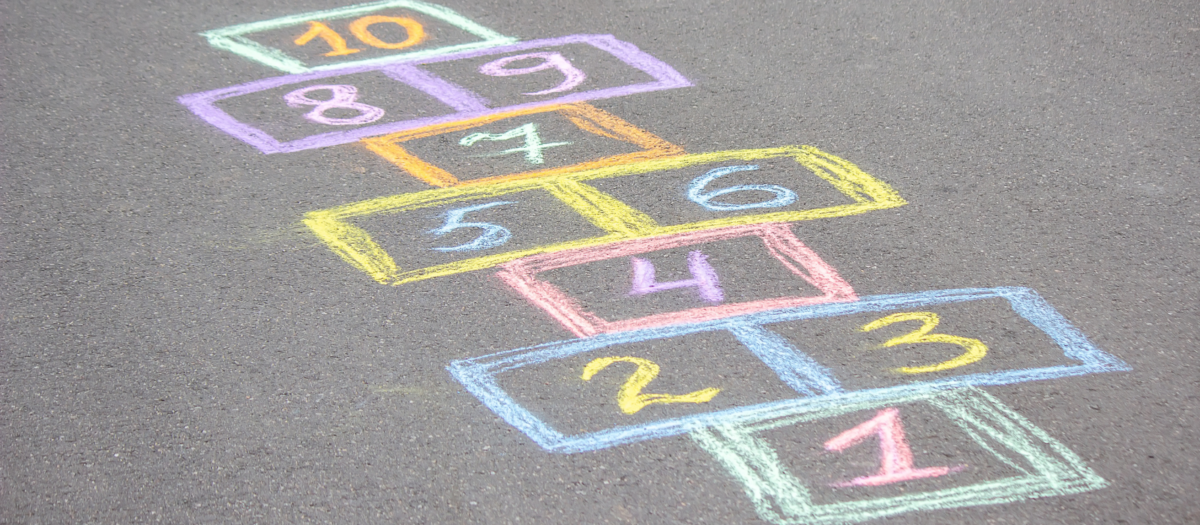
<box><xmin>629</xmin><ymin>250</ymin><xmax>724</xmax><ymax>303</ymax></box>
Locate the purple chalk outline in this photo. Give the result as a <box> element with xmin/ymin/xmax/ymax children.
<box><xmin>177</xmin><ymin>34</ymin><xmax>693</xmax><ymax>154</ymax></box>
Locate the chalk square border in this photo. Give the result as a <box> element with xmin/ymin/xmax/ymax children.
<box><xmin>447</xmin><ymin>287</ymin><xmax>1129</xmax><ymax>453</ymax></box>
<box><xmin>690</xmin><ymin>386</ymin><xmax>1110</xmax><ymax>525</ymax></box>
<box><xmin>495</xmin><ymin>222</ymin><xmax>857</xmax><ymax>337</ymax></box>
<box><xmin>361</xmin><ymin>102</ymin><xmax>685</xmax><ymax>188</ymax></box>
<box><xmin>302</xmin><ymin>146</ymin><xmax>905</xmax><ymax>285</ymax></box>
<box><xmin>178</xmin><ymin>34</ymin><xmax>692</xmax><ymax>154</ymax></box>
<box><xmin>200</xmin><ymin>0</ymin><xmax>518</xmax><ymax>73</ymax></box>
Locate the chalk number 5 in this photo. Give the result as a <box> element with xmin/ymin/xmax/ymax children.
<box><xmin>860</xmin><ymin>312</ymin><xmax>988</xmax><ymax>374</ymax></box>
<box><xmin>582</xmin><ymin>357</ymin><xmax>720</xmax><ymax>414</ymax></box>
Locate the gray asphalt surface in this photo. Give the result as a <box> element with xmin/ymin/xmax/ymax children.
<box><xmin>2</xmin><ymin>0</ymin><xmax>1198</xmax><ymax>523</ymax></box>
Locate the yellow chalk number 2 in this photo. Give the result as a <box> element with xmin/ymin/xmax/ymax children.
<box><xmin>581</xmin><ymin>357</ymin><xmax>720</xmax><ymax>414</ymax></box>
<box><xmin>860</xmin><ymin>312</ymin><xmax>988</xmax><ymax>374</ymax></box>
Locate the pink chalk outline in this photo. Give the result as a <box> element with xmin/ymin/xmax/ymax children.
<box><xmin>495</xmin><ymin>223</ymin><xmax>857</xmax><ymax>338</ymax></box>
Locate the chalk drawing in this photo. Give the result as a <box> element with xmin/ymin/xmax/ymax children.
<box><xmin>823</xmin><ymin>407</ymin><xmax>964</xmax><ymax>487</ymax></box>
<box><xmin>185</xmin><ymin>4</ymin><xmax>1125</xmax><ymax>520</ymax></box>
<box><xmin>302</xmin><ymin>146</ymin><xmax>905</xmax><ymax>285</ymax></box>
<box><xmin>429</xmin><ymin>201</ymin><xmax>515</xmax><ymax>252</ymax></box>
<box><xmin>447</xmin><ymin>287</ymin><xmax>1128</xmax><ymax>453</ymax></box>
<box><xmin>363</xmin><ymin>103</ymin><xmax>684</xmax><ymax>187</ymax></box>
<box><xmin>201</xmin><ymin>0</ymin><xmax>517</xmax><ymax>73</ymax></box>
<box><xmin>861</xmin><ymin>311</ymin><xmax>989</xmax><ymax>374</ymax></box>
<box><xmin>178</xmin><ymin>35</ymin><xmax>692</xmax><ymax>154</ymax></box>
<box><xmin>496</xmin><ymin>223</ymin><xmax>855</xmax><ymax>337</ymax></box>
<box><xmin>283</xmin><ymin>84</ymin><xmax>386</xmax><ymax>125</ymax></box>
<box><xmin>688</xmin><ymin>165</ymin><xmax>799</xmax><ymax>211</ymax></box>
<box><xmin>580</xmin><ymin>356</ymin><xmax>721</xmax><ymax>414</ymax></box>
<box><xmin>346</xmin><ymin>15</ymin><xmax>426</xmax><ymax>50</ymax></box>
<box><xmin>293</xmin><ymin>22</ymin><xmax>363</xmax><ymax>57</ymax></box>
<box><xmin>459</xmin><ymin>123</ymin><xmax>572</xmax><ymax>165</ymax></box>
<box><xmin>690</xmin><ymin>387</ymin><xmax>1108</xmax><ymax>524</ymax></box>
<box><xmin>629</xmin><ymin>250</ymin><xmax>724</xmax><ymax>303</ymax></box>
<box><xmin>478</xmin><ymin>52</ymin><xmax>589</xmax><ymax>95</ymax></box>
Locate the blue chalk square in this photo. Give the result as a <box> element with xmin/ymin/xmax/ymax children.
<box><xmin>448</xmin><ymin>287</ymin><xmax>1128</xmax><ymax>453</ymax></box>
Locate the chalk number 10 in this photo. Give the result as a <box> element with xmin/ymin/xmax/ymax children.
<box><xmin>294</xmin><ymin>16</ymin><xmax>427</xmax><ymax>57</ymax></box>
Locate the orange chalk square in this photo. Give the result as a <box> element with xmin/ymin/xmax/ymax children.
<box><xmin>360</xmin><ymin>102</ymin><xmax>684</xmax><ymax>188</ymax></box>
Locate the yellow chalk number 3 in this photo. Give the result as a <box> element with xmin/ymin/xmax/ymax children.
<box><xmin>581</xmin><ymin>357</ymin><xmax>720</xmax><ymax>414</ymax></box>
<box><xmin>860</xmin><ymin>312</ymin><xmax>988</xmax><ymax>374</ymax></box>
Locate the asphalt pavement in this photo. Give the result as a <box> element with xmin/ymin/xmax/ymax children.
<box><xmin>2</xmin><ymin>0</ymin><xmax>1198</xmax><ymax>523</ymax></box>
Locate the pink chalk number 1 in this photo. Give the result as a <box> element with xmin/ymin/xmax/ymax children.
<box><xmin>479</xmin><ymin>52</ymin><xmax>587</xmax><ymax>96</ymax></box>
<box><xmin>825</xmin><ymin>408</ymin><xmax>964</xmax><ymax>488</ymax></box>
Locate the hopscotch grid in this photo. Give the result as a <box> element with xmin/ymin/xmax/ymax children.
<box><xmin>690</xmin><ymin>387</ymin><xmax>1109</xmax><ymax>525</ymax></box>
<box><xmin>180</xmin><ymin>34</ymin><xmax>693</xmax><ymax>153</ymax></box>
<box><xmin>448</xmin><ymin>288</ymin><xmax>1128</xmax><ymax>453</ymax></box>
<box><xmin>201</xmin><ymin>0</ymin><xmax>518</xmax><ymax>73</ymax></box>
<box><xmin>302</xmin><ymin>146</ymin><xmax>905</xmax><ymax>285</ymax></box>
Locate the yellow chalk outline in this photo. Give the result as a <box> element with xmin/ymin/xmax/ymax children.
<box><xmin>302</xmin><ymin>146</ymin><xmax>906</xmax><ymax>285</ymax></box>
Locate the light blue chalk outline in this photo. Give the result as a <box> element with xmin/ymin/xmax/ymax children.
<box><xmin>201</xmin><ymin>0</ymin><xmax>518</xmax><ymax>73</ymax></box>
<box><xmin>689</xmin><ymin>387</ymin><xmax>1109</xmax><ymax>525</ymax></box>
<box><xmin>447</xmin><ymin>287</ymin><xmax>1129</xmax><ymax>453</ymax></box>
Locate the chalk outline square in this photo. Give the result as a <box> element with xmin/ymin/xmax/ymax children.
<box><xmin>447</xmin><ymin>287</ymin><xmax>1129</xmax><ymax>453</ymax></box>
<box><xmin>690</xmin><ymin>386</ymin><xmax>1110</xmax><ymax>525</ymax></box>
<box><xmin>361</xmin><ymin>102</ymin><xmax>685</xmax><ymax>188</ymax></box>
<box><xmin>302</xmin><ymin>146</ymin><xmax>906</xmax><ymax>285</ymax></box>
<box><xmin>178</xmin><ymin>34</ymin><xmax>692</xmax><ymax>154</ymax></box>
<box><xmin>494</xmin><ymin>222</ymin><xmax>858</xmax><ymax>337</ymax></box>
<box><xmin>200</xmin><ymin>0</ymin><xmax>518</xmax><ymax>73</ymax></box>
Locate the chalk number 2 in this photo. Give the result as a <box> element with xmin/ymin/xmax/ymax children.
<box><xmin>860</xmin><ymin>312</ymin><xmax>988</xmax><ymax>374</ymax></box>
<box><xmin>582</xmin><ymin>357</ymin><xmax>720</xmax><ymax>414</ymax></box>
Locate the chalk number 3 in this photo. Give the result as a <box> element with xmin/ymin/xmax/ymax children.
<box><xmin>429</xmin><ymin>201</ymin><xmax>514</xmax><ymax>252</ymax></box>
<box><xmin>582</xmin><ymin>357</ymin><xmax>720</xmax><ymax>414</ymax></box>
<box><xmin>860</xmin><ymin>312</ymin><xmax>988</xmax><ymax>374</ymax></box>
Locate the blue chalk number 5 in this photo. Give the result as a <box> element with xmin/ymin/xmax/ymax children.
<box><xmin>430</xmin><ymin>201</ymin><xmax>515</xmax><ymax>252</ymax></box>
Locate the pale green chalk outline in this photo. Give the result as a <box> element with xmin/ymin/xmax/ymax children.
<box><xmin>690</xmin><ymin>387</ymin><xmax>1108</xmax><ymax>525</ymax></box>
<box><xmin>201</xmin><ymin>0</ymin><xmax>518</xmax><ymax>73</ymax></box>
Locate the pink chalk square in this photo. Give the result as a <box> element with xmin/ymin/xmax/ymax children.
<box><xmin>495</xmin><ymin>223</ymin><xmax>857</xmax><ymax>338</ymax></box>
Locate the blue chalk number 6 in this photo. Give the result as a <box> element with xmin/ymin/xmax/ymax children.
<box><xmin>686</xmin><ymin>164</ymin><xmax>798</xmax><ymax>211</ymax></box>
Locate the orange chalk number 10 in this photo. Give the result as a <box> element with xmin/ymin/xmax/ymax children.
<box><xmin>294</xmin><ymin>16</ymin><xmax>427</xmax><ymax>57</ymax></box>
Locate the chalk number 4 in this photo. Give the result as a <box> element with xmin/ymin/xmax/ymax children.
<box><xmin>582</xmin><ymin>357</ymin><xmax>720</xmax><ymax>414</ymax></box>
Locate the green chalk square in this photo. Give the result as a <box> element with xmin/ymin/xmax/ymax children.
<box><xmin>201</xmin><ymin>0</ymin><xmax>517</xmax><ymax>73</ymax></box>
<box><xmin>690</xmin><ymin>387</ymin><xmax>1108</xmax><ymax>525</ymax></box>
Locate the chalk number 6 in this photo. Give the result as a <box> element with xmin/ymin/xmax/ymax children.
<box><xmin>581</xmin><ymin>357</ymin><xmax>720</xmax><ymax>414</ymax></box>
<box><xmin>860</xmin><ymin>312</ymin><xmax>988</xmax><ymax>374</ymax></box>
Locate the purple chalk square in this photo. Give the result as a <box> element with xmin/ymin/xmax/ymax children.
<box><xmin>177</xmin><ymin>34</ymin><xmax>693</xmax><ymax>154</ymax></box>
